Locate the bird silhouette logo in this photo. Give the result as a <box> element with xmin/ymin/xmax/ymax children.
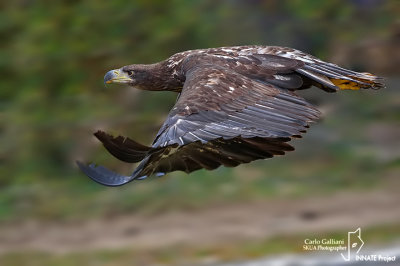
<box><xmin>341</xmin><ymin>228</ymin><xmax>364</xmax><ymax>261</ymax></box>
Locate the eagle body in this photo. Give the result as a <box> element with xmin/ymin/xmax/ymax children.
<box><xmin>78</xmin><ymin>46</ymin><xmax>384</xmax><ymax>186</ymax></box>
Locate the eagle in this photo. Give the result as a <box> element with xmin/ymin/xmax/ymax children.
<box><xmin>77</xmin><ymin>46</ymin><xmax>384</xmax><ymax>186</ymax></box>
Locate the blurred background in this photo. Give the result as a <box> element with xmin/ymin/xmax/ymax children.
<box><xmin>1</xmin><ymin>0</ymin><xmax>399</xmax><ymax>265</ymax></box>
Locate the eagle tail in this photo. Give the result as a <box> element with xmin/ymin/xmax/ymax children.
<box><xmin>329</xmin><ymin>74</ymin><xmax>385</xmax><ymax>91</ymax></box>
<box><xmin>298</xmin><ymin>63</ymin><xmax>385</xmax><ymax>92</ymax></box>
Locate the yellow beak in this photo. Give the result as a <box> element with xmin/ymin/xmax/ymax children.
<box><xmin>104</xmin><ymin>69</ymin><xmax>132</xmax><ymax>84</ymax></box>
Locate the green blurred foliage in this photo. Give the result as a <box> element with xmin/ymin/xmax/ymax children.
<box><xmin>0</xmin><ymin>0</ymin><xmax>399</xmax><ymax>222</ymax></box>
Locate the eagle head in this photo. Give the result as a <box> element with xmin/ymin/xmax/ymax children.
<box><xmin>103</xmin><ymin>63</ymin><xmax>178</xmax><ymax>91</ymax></box>
<box><xmin>103</xmin><ymin>66</ymin><xmax>142</xmax><ymax>86</ymax></box>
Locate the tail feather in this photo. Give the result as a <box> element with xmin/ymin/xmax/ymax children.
<box><xmin>299</xmin><ymin>63</ymin><xmax>385</xmax><ymax>92</ymax></box>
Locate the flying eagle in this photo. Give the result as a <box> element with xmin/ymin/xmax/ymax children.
<box><xmin>77</xmin><ymin>46</ymin><xmax>384</xmax><ymax>186</ymax></box>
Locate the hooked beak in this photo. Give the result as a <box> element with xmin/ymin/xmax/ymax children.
<box><xmin>104</xmin><ymin>69</ymin><xmax>132</xmax><ymax>84</ymax></box>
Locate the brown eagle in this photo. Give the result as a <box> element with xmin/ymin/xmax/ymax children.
<box><xmin>77</xmin><ymin>46</ymin><xmax>384</xmax><ymax>186</ymax></box>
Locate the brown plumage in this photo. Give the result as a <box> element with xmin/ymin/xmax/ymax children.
<box><xmin>77</xmin><ymin>45</ymin><xmax>384</xmax><ymax>186</ymax></box>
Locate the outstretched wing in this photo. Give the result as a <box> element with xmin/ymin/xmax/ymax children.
<box><xmin>78</xmin><ymin>64</ymin><xmax>320</xmax><ymax>186</ymax></box>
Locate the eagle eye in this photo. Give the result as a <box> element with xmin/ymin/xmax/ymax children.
<box><xmin>126</xmin><ymin>70</ymin><xmax>134</xmax><ymax>76</ymax></box>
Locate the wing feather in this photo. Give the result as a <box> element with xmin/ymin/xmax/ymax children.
<box><xmin>94</xmin><ymin>131</ymin><xmax>151</xmax><ymax>163</ymax></box>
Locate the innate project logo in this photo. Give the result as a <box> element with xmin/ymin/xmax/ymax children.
<box><xmin>303</xmin><ymin>227</ymin><xmax>397</xmax><ymax>263</ymax></box>
<box><xmin>341</xmin><ymin>228</ymin><xmax>364</xmax><ymax>261</ymax></box>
